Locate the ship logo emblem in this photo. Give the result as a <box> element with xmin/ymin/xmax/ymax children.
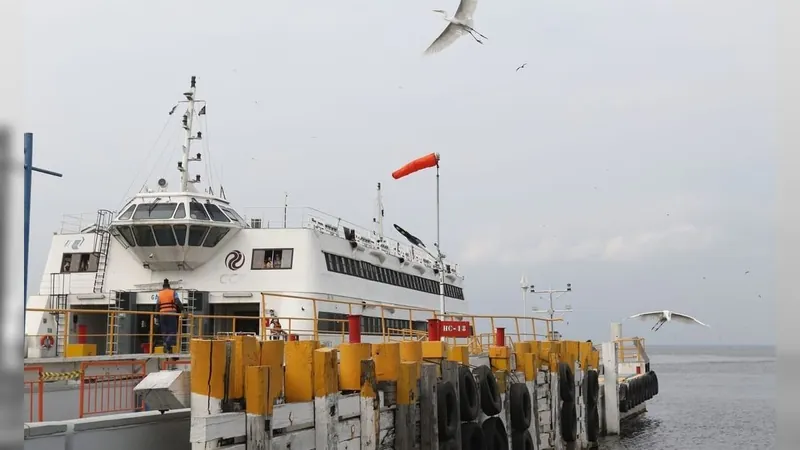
<box><xmin>225</xmin><ymin>250</ymin><xmax>245</xmax><ymax>271</ymax></box>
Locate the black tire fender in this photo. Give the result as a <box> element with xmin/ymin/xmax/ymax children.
<box><xmin>560</xmin><ymin>400</ymin><xmax>577</xmax><ymax>442</ymax></box>
<box><xmin>476</xmin><ymin>365</ymin><xmax>502</xmax><ymax>416</ymax></box>
<box><xmin>511</xmin><ymin>429</ymin><xmax>535</xmax><ymax>450</ymax></box>
<box><xmin>618</xmin><ymin>383</ymin><xmax>629</xmax><ymax>413</ymax></box>
<box><xmin>460</xmin><ymin>421</ymin><xmax>485</xmax><ymax>450</ymax></box>
<box><xmin>558</xmin><ymin>362</ymin><xmax>575</xmax><ymax>402</ymax></box>
<box><xmin>481</xmin><ymin>416</ymin><xmax>509</xmax><ymax>450</ymax></box>
<box><xmin>650</xmin><ymin>370</ymin><xmax>659</xmax><ymax>396</ymax></box>
<box><xmin>458</xmin><ymin>365</ymin><xmax>480</xmax><ymax>421</ymax></box>
<box><xmin>586</xmin><ymin>404</ymin><xmax>600</xmax><ymax>442</ymax></box>
<box><xmin>509</xmin><ymin>382</ymin><xmax>532</xmax><ymax>431</ymax></box>
<box><xmin>436</xmin><ymin>380</ymin><xmax>458</xmax><ymax>440</ymax></box>
<box><xmin>585</xmin><ymin>370</ymin><xmax>599</xmax><ymax>407</ymax></box>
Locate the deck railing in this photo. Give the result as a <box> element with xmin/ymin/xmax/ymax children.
<box><xmin>615</xmin><ymin>337</ymin><xmax>647</xmax><ymax>363</ymax></box>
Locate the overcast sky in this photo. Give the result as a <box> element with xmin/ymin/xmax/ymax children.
<box><xmin>23</xmin><ymin>0</ymin><xmax>775</xmax><ymax>345</ymax></box>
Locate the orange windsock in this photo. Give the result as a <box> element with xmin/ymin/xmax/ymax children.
<box><xmin>391</xmin><ymin>153</ymin><xmax>440</xmax><ymax>180</ymax></box>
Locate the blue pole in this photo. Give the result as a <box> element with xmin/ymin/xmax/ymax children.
<box><xmin>23</xmin><ymin>133</ymin><xmax>32</xmax><ymax>326</ymax></box>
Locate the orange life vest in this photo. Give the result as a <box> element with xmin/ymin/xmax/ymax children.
<box><xmin>157</xmin><ymin>289</ymin><xmax>178</xmax><ymax>313</ymax></box>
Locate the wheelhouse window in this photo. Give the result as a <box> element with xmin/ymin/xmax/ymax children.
<box><xmin>60</xmin><ymin>253</ymin><xmax>99</xmax><ymax>273</ymax></box>
<box><xmin>117</xmin><ymin>225</ymin><xmax>136</xmax><ymax>247</ymax></box>
<box><xmin>133</xmin><ymin>225</ymin><xmax>156</xmax><ymax>246</ymax></box>
<box><xmin>174</xmin><ymin>203</ymin><xmax>186</xmax><ymax>219</ymax></box>
<box><xmin>152</xmin><ymin>224</ymin><xmax>177</xmax><ymax>246</ymax></box>
<box><xmin>132</xmin><ymin>203</ymin><xmax>178</xmax><ymax>220</ymax></box>
<box><xmin>204</xmin><ymin>203</ymin><xmax>231</xmax><ymax>222</ymax></box>
<box><xmin>173</xmin><ymin>224</ymin><xmax>187</xmax><ymax>245</ymax></box>
<box><xmin>118</xmin><ymin>204</ymin><xmax>136</xmax><ymax>220</ymax></box>
<box><xmin>251</xmin><ymin>248</ymin><xmax>294</xmax><ymax>270</ymax></box>
<box><xmin>220</xmin><ymin>206</ymin><xmax>246</xmax><ymax>225</ymax></box>
<box><xmin>189</xmin><ymin>201</ymin><xmax>210</xmax><ymax>220</ymax></box>
<box><xmin>202</xmin><ymin>227</ymin><xmax>230</xmax><ymax>248</ymax></box>
<box><xmin>187</xmin><ymin>225</ymin><xmax>209</xmax><ymax>246</ymax></box>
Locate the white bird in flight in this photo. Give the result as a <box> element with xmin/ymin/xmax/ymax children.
<box><xmin>628</xmin><ymin>310</ymin><xmax>710</xmax><ymax>332</ymax></box>
<box><xmin>424</xmin><ymin>0</ymin><xmax>487</xmax><ymax>55</ymax></box>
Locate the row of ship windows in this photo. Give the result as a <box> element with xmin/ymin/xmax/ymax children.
<box><xmin>117</xmin><ymin>200</ymin><xmax>247</xmax><ymax>225</ymax></box>
<box><xmin>317</xmin><ymin>312</ymin><xmax>475</xmax><ymax>335</ymax></box>
<box><xmin>115</xmin><ymin>224</ymin><xmax>230</xmax><ymax>248</ymax></box>
<box><xmin>323</xmin><ymin>251</ymin><xmax>465</xmax><ymax>300</ymax></box>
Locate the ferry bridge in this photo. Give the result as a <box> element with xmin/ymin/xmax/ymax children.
<box><xmin>23</xmin><ymin>294</ymin><xmax>655</xmax><ymax>450</ymax></box>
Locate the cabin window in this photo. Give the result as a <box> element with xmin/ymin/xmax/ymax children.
<box><xmin>187</xmin><ymin>225</ymin><xmax>209</xmax><ymax>246</ymax></box>
<box><xmin>202</xmin><ymin>227</ymin><xmax>230</xmax><ymax>248</ymax></box>
<box><xmin>251</xmin><ymin>248</ymin><xmax>294</xmax><ymax>270</ymax></box>
<box><xmin>60</xmin><ymin>253</ymin><xmax>99</xmax><ymax>273</ymax></box>
<box><xmin>220</xmin><ymin>206</ymin><xmax>246</xmax><ymax>224</ymax></box>
<box><xmin>320</xmin><ymin>251</ymin><xmax>465</xmax><ymax>300</ymax></box>
<box><xmin>117</xmin><ymin>226</ymin><xmax>136</xmax><ymax>247</ymax></box>
<box><xmin>173</xmin><ymin>224</ymin><xmax>187</xmax><ymax>245</ymax></box>
<box><xmin>152</xmin><ymin>224</ymin><xmax>177</xmax><ymax>246</ymax></box>
<box><xmin>174</xmin><ymin>203</ymin><xmax>186</xmax><ymax>219</ymax></box>
<box><xmin>204</xmin><ymin>204</ymin><xmax>231</xmax><ymax>222</ymax></box>
<box><xmin>133</xmin><ymin>203</ymin><xmax>178</xmax><ymax>220</ymax></box>
<box><xmin>118</xmin><ymin>205</ymin><xmax>136</xmax><ymax>220</ymax></box>
<box><xmin>189</xmin><ymin>202</ymin><xmax>210</xmax><ymax>220</ymax></box>
<box><xmin>133</xmin><ymin>225</ymin><xmax>156</xmax><ymax>246</ymax></box>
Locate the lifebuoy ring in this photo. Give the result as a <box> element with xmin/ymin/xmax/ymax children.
<box><xmin>40</xmin><ymin>335</ymin><xmax>55</xmax><ymax>349</ymax></box>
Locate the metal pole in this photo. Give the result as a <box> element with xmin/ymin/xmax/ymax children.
<box><xmin>23</xmin><ymin>133</ymin><xmax>32</xmax><ymax>326</ymax></box>
<box><xmin>436</xmin><ymin>164</ymin><xmax>444</xmax><ymax>315</ymax></box>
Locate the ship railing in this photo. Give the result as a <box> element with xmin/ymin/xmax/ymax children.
<box><xmin>59</xmin><ymin>212</ymin><xmax>103</xmax><ymax>234</ymax></box>
<box><xmin>434</xmin><ymin>314</ymin><xmax>559</xmax><ymax>355</ymax></box>
<box><xmin>614</xmin><ymin>337</ymin><xmax>648</xmax><ymax>364</ymax></box>
<box><xmin>241</xmin><ymin>206</ymin><xmax>463</xmax><ymax>277</ymax></box>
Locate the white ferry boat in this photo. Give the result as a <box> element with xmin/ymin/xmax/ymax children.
<box><xmin>23</xmin><ymin>76</ymin><xmax>467</xmax><ymax>358</ymax></box>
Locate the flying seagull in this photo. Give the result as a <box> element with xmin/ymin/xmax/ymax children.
<box><xmin>628</xmin><ymin>310</ymin><xmax>710</xmax><ymax>332</ymax></box>
<box><xmin>516</xmin><ymin>63</ymin><xmax>527</xmax><ymax>72</ymax></box>
<box><xmin>424</xmin><ymin>0</ymin><xmax>487</xmax><ymax>55</ymax></box>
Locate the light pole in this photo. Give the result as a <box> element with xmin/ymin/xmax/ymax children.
<box><xmin>520</xmin><ymin>276</ymin><xmax>530</xmax><ymax>336</ymax></box>
<box><xmin>529</xmin><ymin>283</ymin><xmax>573</xmax><ymax>340</ymax></box>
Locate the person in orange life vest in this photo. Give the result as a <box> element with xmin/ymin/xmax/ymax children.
<box><xmin>157</xmin><ymin>278</ymin><xmax>184</xmax><ymax>353</ymax></box>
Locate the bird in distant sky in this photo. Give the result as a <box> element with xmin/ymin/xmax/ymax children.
<box><xmin>516</xmin><ymin>63</ymin><xmax>527</xmax><ymax>72</ymax></box>
<box><xmin>628</xmin><ymin>310</ymin><xmax>710</xmax><ymax>332</ymax></box>
<box><xmin>424</xmin><ymin>0</ymin><xmax>487</xmax><ymax>55</ymax></box>
<box><xmin>745</xmin><ymin>270</ymin><xmax>750</xmax><ymax>274</ymax></box>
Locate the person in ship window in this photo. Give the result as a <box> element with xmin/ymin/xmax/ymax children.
<box><xmin>78</xmin><ymin>254</ymin><xmax>89</xmax><ymax>272</ymax></box>
<box><xmin>263</xmin><ymin>254</ymin><xmax>273</xmax><ymax>269</ymax></box>
<box><xmin>61</xmin><ymin>257</ymin><xmax>71</xmax><ymax>273</ymax></box>
<box><xmin>272</xmin><ymin>253</ymin><xmax>282</xmax><ymax>268</ymax></box>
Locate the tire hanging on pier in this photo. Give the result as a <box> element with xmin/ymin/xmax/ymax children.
<box><xmin>460</xmin><ymin>422</ymin><xmax>485</xmax><ymax>450</ymax></box>
<box><xmin>586</xmin><ymin>405</ymin><xmax>600</xmax><ymax>442</ymax></box>
<box><xmin>560</xmin><ymin>400</ymin><xmax>577</xmax><ymax>442</ymax></box>
<box><xmin>618</xmin><ymin>383</ymin><xmax>630</xmax><ymax>413</ymax></box>
<box><xmin>558</xmin><ymin>362</ymin><xmax>575</xmax><ymax>403</ymax></box>
<box><xmin>584</xmin><ymin>370</ymin><xmax>599</xmax><ymax>407</ymax></box>
<box><xmin>476</xmin><ymin>365</ymin><xmax>502</xmax><ymax>416</ymax></box>
<box><xmin>509</xmin><ymin>382</ymin><xmax>532</xmax><ymax>431</ymax></box>
<box><xmin>459</xmin><ymin>365</ymin><xmax>480</xmax><ymax>421</ymax></box>
<box><xmin>511</xmin><ymin>429</ymin><xmax>535</xmax><ymax>450</ymax></box>
<box><xmin>437</xmin><ymin>380</ymin><xmax>458</xmax><ymax>440</ymax></box>
<box><xmin>584</xmin><ymin>369</ymin><xmax>600</xmax><ymax>441</ymax></box>
<box><xmin>650</xmin><ymin>370</ymin><xmax>659</xmax><ymax>396</ymax></box>
<box><xmin>481</xmin><ymin>416</ymin><xmax>509</xmax><ymax>450</ymax></box>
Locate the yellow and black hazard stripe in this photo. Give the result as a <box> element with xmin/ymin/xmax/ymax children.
<box><xmin>39</xmin><ymin>371</ymin><xmax>82</xmax><ymax>381</ymax></box>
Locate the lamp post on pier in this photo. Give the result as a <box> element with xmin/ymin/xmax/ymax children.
<box><xmin>528</xmin><ymin>283</ymin><xmax>573</xmax><ymax>340</ymax></box>
<box><xmin>24</xmin><ymin>133</ymin><xmax>63</xmax><ymax>325</ymax></box>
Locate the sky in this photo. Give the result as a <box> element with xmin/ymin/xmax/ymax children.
<box><xmin>22</xmin><ymin>0</ymin><xmax>776</xmax><ymax>345</ymax></box>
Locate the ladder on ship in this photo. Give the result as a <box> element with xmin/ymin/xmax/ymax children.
<box><xmin>48</xmin><ymin>272</ymin><xmax>69</xmax><ymax>356</ymax></box>
<box><xmin>180</xmin><ymin>290</ymin><xmax>197</xmax><ymax>353</ymax></box>
<box><xmin>92</xmin><ymin>209</ymin><xmax>114</xmax><ymax>294</ymax></box>
<box><xmin>105</xmin><ymin>290</ymin><xmax>124</xmax><ymax>355</ymax></box>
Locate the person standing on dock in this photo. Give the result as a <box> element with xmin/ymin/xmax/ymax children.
<box><xmin>157</xmin><ymin>278</ymin><xmax>184</xmax><ymax>353</ymax></box>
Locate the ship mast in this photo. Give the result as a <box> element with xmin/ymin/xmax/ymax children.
<box><xmin>374</xmin><ymin>182</ymin><xmax>385</xmax><ymax>242</ymax></box>
<box><xmin>178</xmin><ymin>76</ymin><xmax>203</xmax><ymax>192</ymax></box>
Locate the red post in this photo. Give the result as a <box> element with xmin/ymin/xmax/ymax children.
<box><xmin>636</xmin><ymin>365</ymin><xmax>641</xmax><ymax>375</ymax></box>
<box><xmin>77</xmin><ymin>324</ymin><xmax>87</xmax><ymax>344</ymax></box>
<box><xmin>288</xmin><ymin>334</ymin><xmax>299</xmax><ymax>341</ymax></box>
<box><xmin>348</xmin><ymin>315</ymin><xmax>362</xmax><ymax>344</ymax></box>
<box><xmin>428</xmin><ymin>319</ymin><xmax>441</xmax><ymax>341</ymax></box>
<box><xmin>495</xmin><ymin>327</ymin><xmax>505</xmax><ymax>347</ymax></box>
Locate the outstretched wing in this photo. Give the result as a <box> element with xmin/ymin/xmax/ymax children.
<box><xmin>671</xmin><ymin>312</ymin><xmax>710</xmax><ymax>327</ymax></box>
<box><xmin>455</xmin><ymin>0</ymin><xmax>478</xmax><ymax>21</ymax></box>
<box><xmin>628</xmin><ymin>311</ymin><xmax>664</xmax><ymax>321</ymax></box>
<box><xmin>424</xmin><ymin>23</ymin><xmax>465</xmax><ymax>55</ymax></box>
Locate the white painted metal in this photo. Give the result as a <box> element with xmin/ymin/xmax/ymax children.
<box><xmin>133</xmin><ymin>370</ymin><xmax>190</xmax><ymax>411</ymax></box>
<box><xmin>601</xmin><ymin>341</ymin><xmax>620</xmax><ymax>435</ymax></box>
